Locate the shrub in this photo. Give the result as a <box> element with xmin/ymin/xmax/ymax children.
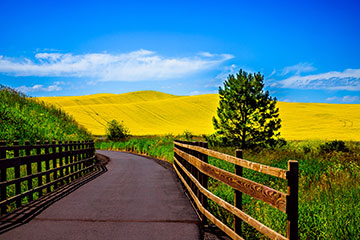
<box><xmin>319</xmin><ymin>140</ymin><xmax>349</xmax><ymax>153</ymax></box>
<box><xmin>105</xmin><ymin>119</ymin><xmax>130</xmax><ymax>141</ymax></box>
<box><xmin>183</xmin><ymin>130</ymin><xmax>194</xmax><ymax>141</ymax></box>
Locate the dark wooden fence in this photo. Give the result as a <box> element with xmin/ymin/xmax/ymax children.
<box><xmin>174</xmin><ymin>140</ymin><xmax>298</xmax><ymax>240</ymax></box>
<box><xmin>0</xmin><ymin>140</ymin><xmax>96</xmax><ymax>216</ymax></box>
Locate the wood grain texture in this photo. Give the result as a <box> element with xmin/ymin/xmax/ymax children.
<box><xmin>174</xmin><ymin>141</ymin><xmax>287</xmax><ymax>179</ymax></box>
<box><xmin>173</xmin><ymin>162</ymin><xmax>244</xmax><ymax>240</ymax></box>
<box><xmin>174</xmin><ymin>147</ymin><xmax>287</xmax><ymax>213</ymax></box>
<box><xmin>174</xmin><ymin>156</ymin><xmax>287</xmax><ymax>240</ymax></box>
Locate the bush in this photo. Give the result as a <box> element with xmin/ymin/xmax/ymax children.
<box><xmin>319</xmin><ymin>140</ymin><xmax>349</xmax><ymax>153</ymax></box>
<box><xmin>183</xmin><ymin>130</ymin><xmax>194</xmax><ymax>141</ymax></box>
<box><xmin>106</xmin><ymin>120</ymin><xmax>130</xmax><ymax>141</ymax></box>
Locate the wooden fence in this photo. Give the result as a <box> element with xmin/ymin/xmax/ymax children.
<box><xmin>0</xmin><ymin>140</ymin><xmax>96</xmax><ymax>216</ymax></box>
<box><xmin>173</xmin><ymin>140</ymin><xmax>298</xmax><ymax>240</ymax></box>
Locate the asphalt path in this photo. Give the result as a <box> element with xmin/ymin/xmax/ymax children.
<box><xmin>1</xmin><ymin>151</ymin><xmax>200</xmax><ymax>240</ymax></box>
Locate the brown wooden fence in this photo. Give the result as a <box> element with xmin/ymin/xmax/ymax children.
<box><xmin>0</xmin><ymin>140</ymin><xmax>96</xmax><ymax>216</ymax></box>
<box><xmin>174</xmin><ymin>140</ymin><xmax>298</xmax><ymax>240</ymax></box>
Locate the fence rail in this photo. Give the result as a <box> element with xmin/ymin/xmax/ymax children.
<box><xmin>173</xmin><ymin>140</ymin><xmax>298</xmax><ymax>240</ymax></box>
<box><xmin>0</xmin><ymin>140</ymin><xmax>96</xmax><ymax>216</ymax></box>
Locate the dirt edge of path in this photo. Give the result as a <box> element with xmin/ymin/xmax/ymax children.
<box><xmin>95</xmin><ymin>152</ymin><xmax>111</xmax><ymax>166</ymax></box>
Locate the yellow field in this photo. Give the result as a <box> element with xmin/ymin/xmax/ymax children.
<box><xmin>39</xmin><ymin>91</ymin><xmax>360</xmax><ymax>141</ymax></box>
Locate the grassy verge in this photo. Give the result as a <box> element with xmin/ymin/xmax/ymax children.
<box><xmin>96</xmin><ymin>137</ymin><xmax>360</xmax><ymax>239</ymax></box>
<box><xmin>96</xmin><ymin>136</ymin><xmax>174</xmax><ymax>161</ymax></box>
<box><xmin>0</xmin><ymin>85</ymin><xmax>92</xmax><ymax>143</ymax></box>
<box><xmin>1</xmin><ymin>86</ymin><xmax>93</xmax><ymax>213</ymax></box>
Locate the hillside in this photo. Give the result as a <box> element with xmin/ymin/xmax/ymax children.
<box><xmin>39</xmin><ymin>90</ymin><xmax>360</xmax><ymax>141</ymax></box>
<box><xmin>0</xmin><ymin>86</ymin><xmax>92</xmax><ymax>142</ymax></box>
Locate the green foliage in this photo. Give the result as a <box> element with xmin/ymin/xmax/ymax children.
<box><xmin>0</xmin><ymin>85</ymin><xmax>92</xmax><ymax>142</ymax></box>
<box><xmin>319</xmin><ymin>139</ymin><xmax>349</xmax><ymax>153</ymax></box>
<box><xmin>96</xmin><ymin>136</ymin><xmax>174</xmax><ymax>161</ymax></box>
<box><xmin>212</xmin><ymin>69</ymin><xmax>282</xmax><ymax>149</ymax></box>
<box><xmin>182</xmin><ymin>130</ymin><xmax>194</xmax><ymax>141</ymax></box>
<box><xmin>97</xmin><ymin>137</ymin><xmax>360</xmax><ymax>239</ymax></box>
<box><xmin>105</xmin><ymin>119</ymin><xmax>130</xmax><ymax>141</ymax></box>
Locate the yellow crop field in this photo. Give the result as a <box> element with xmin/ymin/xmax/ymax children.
<box><xmin>39</xmin><ymin>91</ymin><xmax>360</xmax><ymax>141</ymax></box>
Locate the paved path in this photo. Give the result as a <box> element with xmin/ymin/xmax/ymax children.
<box><xmin>1</xmin><ymin>151</ymin><xmax>200</xmax><ymax>240</ymax></box>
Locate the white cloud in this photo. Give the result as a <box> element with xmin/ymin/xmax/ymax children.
<box><xmin>277</xmin><ymin>68</ymin><xmax>360</xmax><ymax>91</ymax></box>
<box><xmin>0</xmin><ymin>50</ymin><xmax>234</xmax><ymax>82</ymax></box>
<box><xmin>326</xmin><ymin>95</ymin><xmax>359</xmax><ymax>103</ymax></box>
<box><xmin>207</xmin><ymin>64</ymin><xmax>237</xmax><ymax>87</ymax></box>
<box><xmin>206</xmin><ymin>64</ymin><xmax>256</xmax><ymax>88</ymax></box>
<box><xmin>190</xmin><ymin>91</ymin><xmax>200</xmax><ymax>95</ymax></box>
<box><xmin>268</xmin><ymin>69</ymin><xmax>276</xmax><ymax>77</ymax></box>
<box><xmin>16</xmin><ymin>81</ymin><xmax>64</xmax><ymax>93</ymax></box>
<box><xmin>281</xmin><ymin>62</ymin><xmax>316</xmax><ymax>75</ymax></box>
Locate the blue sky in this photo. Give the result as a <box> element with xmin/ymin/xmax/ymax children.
<box><xmin>1</xmin><ymin>0</ymin><xmax>360</xmax><ymax>103</ymax></box>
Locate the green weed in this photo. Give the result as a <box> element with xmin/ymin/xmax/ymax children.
<box><xmin>96</xmin><ymin>138</ymin><xmax>360</xmax><ymax>239</ymax></box>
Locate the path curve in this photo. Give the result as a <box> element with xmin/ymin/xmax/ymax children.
<box><xmin>1</xmin><ymin>151</ymin><xmax>200</xmax><ymax>240</ymax></box>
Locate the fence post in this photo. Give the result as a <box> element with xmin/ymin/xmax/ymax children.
<box><xmin>0</xmin><ymin>141</ymin><xmax>7</xmax><ymax>215</ymax></box>
<box><xmin>44</xmin><ymin>140</ymin><xmax>51</xmax><ymax>193</ymax></box>
<box><xmin>76</xmin><ymin>140</ymin><xmax>81</xmax><ymax>178</ymax></box>
<box><xmin>58</xmin><ymin>141</ymin><xmax>64</xmax><ymax>185</ymax></box>
<box><xmin>194</xmin><ymin>142</ymin><xmax>201</xmax><ymax>209</ymax></box>
<box><xmin>36</xmin><ymin>140</ymin><xmax>43</xmax><ymax>197</ymax></box>
<box><xmin>52</xmin><ymin>140</ymin><xmax>58</xmax><ymax>189</ymax></box>
<box><xmin>13</xmin><ymin>140</ymin><xmax>21</xmax><ymax>207</ymax></box>
<box><xmin>287</xmin><ymin>160</ymin><xmax>299</xmax><ymax>240</ymax></box>
<box><xmin>201</xmin><ymin>141</ymin><xmax>208</xmax><ymax>225</ymax></box>
<box><xmin>234</xmin><ymin>149</ymin><xmax>243</xmax><ymax>236</ymax></box>
<box><xmin>25</xmin><ymin>141</ymin><xmax>33</xmax><ymax>201</ymax></box>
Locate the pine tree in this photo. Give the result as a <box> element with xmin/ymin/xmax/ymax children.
<box><xmin>212</xmin><ymin>69</ymin><xmax>282</xmax><ymax>148</ymax></box>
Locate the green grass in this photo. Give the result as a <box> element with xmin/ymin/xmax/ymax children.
<box><xmin>3</xmin><ymin>147</ymin><xmax>89</xmax><ymax>214</ymax></box>
<box><xmin>1</xmin><ymin>86</ymin><xmax>93</xmax><ymax>214</ymax></box>
<box><xmin>96</xmin><ymin>136</ymin><xmax>174</xmax><ymax>161</ymax></box>
<box><xmin>96</xmin><ymin>137</ymin><xmax>360</xmax><ymax>239</ymax></box>
<box><xmin>0</xmin><ymin>85</ymin><xmax>92</xmax><ymax>143</ymax></box>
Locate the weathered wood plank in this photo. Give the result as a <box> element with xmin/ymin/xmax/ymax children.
<box><xmin>173</xmin><ymin>162</ymin><xmax>244</xmax><ymax>240</ymax></box>
<box><xmin>174</xmin><ymin>147</ymin><xmax>287</xmax><ymax>213</ymax></box>
<box><xmin>174</xmin><ymin>156</ymin><xmax>287</xmax><ymax>240</ymax></box>
<box><xmin>174</xmin><ymin>141</ymin><xmax>287</xmax><ymax>179</ymax></box>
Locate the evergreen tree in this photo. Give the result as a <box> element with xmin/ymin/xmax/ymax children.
<box><xmin>212</xmin><ymin>69</ymin><xmax>282</xmax><ymax>148</ymax></box>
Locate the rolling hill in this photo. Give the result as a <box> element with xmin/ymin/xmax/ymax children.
<box><xmin>39</xmin><ymin>90</ymin><xmax>360</xmax><ymax>141</ymax></box>
<box><xmin>0</xmin><ymin>86</ymin><xmax>91</xmax><ymax>142</ymax></box>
